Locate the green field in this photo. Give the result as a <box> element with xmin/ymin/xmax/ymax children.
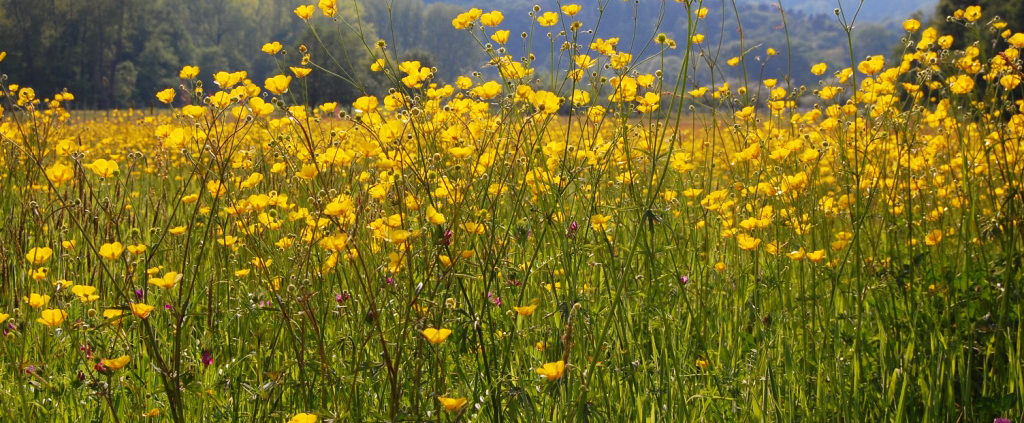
<box><xmin>0</xmin><ymin>2</ymin><xmax>1022</xmax><ymax>422</ymax></box>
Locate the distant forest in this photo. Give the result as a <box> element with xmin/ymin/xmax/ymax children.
<box><xmin>0</xmin><ymin>0</ymin><xmax>945</xmax><ymax>108</ymax></box>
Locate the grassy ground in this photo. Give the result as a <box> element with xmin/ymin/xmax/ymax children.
<box><xmin>0</xmin><ymin>2</ymin><xmax>1022</xmax><ymax>422</ymax></box>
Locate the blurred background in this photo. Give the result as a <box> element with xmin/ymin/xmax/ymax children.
<box><xmin>0</xmin><ymin>0</ymin><xmax>1001</xmax><ymax>109</ymax></box>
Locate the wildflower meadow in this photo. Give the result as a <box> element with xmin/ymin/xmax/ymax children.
<box><xmin>0</xmin><ymin>0</ymin><xmax>1022</xmax><ymax>421</ymax></box>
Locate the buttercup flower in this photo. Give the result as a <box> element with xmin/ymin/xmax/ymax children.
<box><xmin>536</xmin><ymin>360</ymin><xmax>566</xmax><ymax>381</ymax></box>
<box><xmin>265</xmin><ymin>75</ymin><xmax>292</xmax><ymax>95</ymax></box>
<box><xmin>437</xmin><ymin>396</ymin><xmax>467</xmax><ymax>411</ymax></box>
<box><xmin>131</xmin><ymin>303</ymin><xmax>155</xmax><ymax>319</ymax></box>
<box><xmin>24</xmin><ymin>293</ymin><xmax>50</xmax><ymax>308</ymax></box>
<box><xmin>37</xmin><ymin>309</ymin><xmax>67</xmax><ymax>328</ymax></box>
<box><xmin>99</xmin><ymin>242</ymin><xmax>125</xmax><ymax>260</ymax></box>
<box><xmin>288</xmin><ymin>413</ymin><xmax>317</xmax><ymax>423</ymax></box>
<box><xmin>25</xmin><ymin>247</ymin><xmax>53</xmax><ymax>265</ymax></box>
<box><xmin>421</xmin><ymin>327</ymin><xmax>452</xmax><ymax>344</ymax></box>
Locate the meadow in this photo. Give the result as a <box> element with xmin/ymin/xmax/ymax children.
<box><xmin>1</xmin><ymin>1</ymin><xmax>1022</xmax><ymax>421</ymax></box>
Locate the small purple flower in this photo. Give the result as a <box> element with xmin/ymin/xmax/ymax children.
<box><xmin>24</xmin><ymin>365</ymin><xmax>36</xmax><ymax>374</ymax></box>
<box><xmin>335</xmin><ymin>292</ymin><xmax>351</xmax><ymax>304</ymax></box>
<box><xmin>679</xmin><ymin>275</ymin><xmax>689</xmax><ymax>286</ymax></box>
<box><xmin>507</xmin><ymin>279</ymin><xmax>522</xmax><ymax>287</ymax></box>
<box><xmin>442</xmin><ymin>229</ymin><xmax>453</xmax><ymax>246</ymax></box>
<box><xmin>164</xmin><ymin>304</ymin><xmax>173</xmax><ymax>310</ymax></box>
<box><xmin>566</xmin><ymin>221</ymin><xmax>579</xmax><ymax>239</ymax></box>
<box><xmin>201</xmin><ymin>350</ymin><xmax>214</xmax><ymax>367</ymax></box>
<box><xmin>135</xmin><ymin>289</ymin><xmax>145</xmax><ymax>300</ymax></box>
<box><xmin>385</xmin><ymin>277</ymin><xmax>395</xmax><ymax>285</ymax></box>
<box><xmin>487</xmin><ymin>291</ymin><xmax>502</xmax><ymax>307</ymax></box>
<box><xmin>993</xmin><ymin>419</ymin><xmax>1011</xmax><ymax>423</ymax></box>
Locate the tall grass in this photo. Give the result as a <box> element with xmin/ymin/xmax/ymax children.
<box><xmin>0</xmin><ymin>1</ymin><xmax>1021</xmax><ymax>421</ymax></box>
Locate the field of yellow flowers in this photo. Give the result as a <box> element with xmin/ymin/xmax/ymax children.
<box><xmin>1</xmin><ymin>1</ymin><xmax>1023</xmax><ymax>422</ymax></box>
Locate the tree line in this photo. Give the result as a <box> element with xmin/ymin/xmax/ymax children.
<box><xmin>0</xmin><ymin>0</ymin><xmax>1010</xmax><ymax>108</ymax></box>
<box><xmin>0</xmin><ymin>0</ymin><xmax>482</xmax><ymax>108</ymax></box>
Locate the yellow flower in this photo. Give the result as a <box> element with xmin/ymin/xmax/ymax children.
<box><xmin>857</xmin><ymin>55</ymin><xmax>885</xmax><ymax>75</ymax></box>
<box><xmin>103</xmin><ymin>309</ymin><xmax>124</xmax><ymax>325</ymax></box>
<box><xmin>491</xmin><ymin>30</ymin><xmax>510</xmax><ymax>44</ymax></box>
<box><xmin>142</xmin><ymin>408</ymin><xmax>161</xmax><ymax>417</ymax></box>
<box><xmin>101</xmin><ymin>355</ymin><xmax>131</xmax><ymax>371</ymax></box>
<box><xmin>536</xmin><ymin>360</ymin><xmax>566</xmax><ymax>381</ymax></box>
<box><xmin>264</xmin><ymin>75</ymin><xmax>292</xmax><ymax>95</ymax></box>
<box><xmin>937</xmin><ymin>35</ymin><xmax>954</xmax><ymax>49</ymax></box>
<box><xmin>0</xmin><ymin>313</ymin><xmax>9</xmax><ymax>323</ymax></box>
<box><xmin>426</xmin><ymin>206</ymin><xmax>447</xmax><ymax>224</ymax></box>
<box><xmin>46</xmin><ymin>163</ymin><xmax>74</xmax><ymax>185</ymax></box>
<box><xmin>26</xmin><ymin>247</ymin><xmax>54</xmax><ymax>265</ymax></box>
<box><xmin>736</xmin><ymin>233</ymin><xmax>761</xmax><ymax>251</ymax></box>
<box><xmin>29</xmin><ymin>267</ymin><xmax>48</xmax><ymax>281</ymax></box>
<box><xmin>963</xmin><ymin>5</ymin><xmax>981</xmax><ymax>22</ymax></box>
<box><xmin>71</xmin><ymin>285</ymin><xmax>100</xmax><ymax>303</ymax></box>
<box><xmin>288</xmin><ymin>413</ymin><xmax>317</xmax><ymax>423</ymax></box>
<box><xmin>451</xmin><ymin>8</ymin><xmax>482</xmax><ymax>29</ymax></box>
<box><xmin>636</xmin><ymin>92</ymin><xmax>660</xmax><ymax>113</ymax></box>
<box><xmin>421</xmin><ymin>327</ymin><xmax>452</xmax><ymax>344</ymax></box>
<box><xmin>353</xmin><ymin>95</ymin><xmax>379</xmax><ymax>112</ymax></box>
<box><xmin>903</xmin><ymin>18</ymin><xmax>920</xmax><ymax>32</ymax></box>
<box><xmin>810</xmin><ymin>62</ymin><xmax>827</xmax><ymax>75</ymax></box>
<box><xmin>437</xmin><ymin>396</ymin><xmax>468</xmax><ymax>411</ymax></box>
<box><xmin>131</xmin><ymin>303</ymin><xmax>155</xmax><ymax>319</ymax></box>
<box><xmin>590</xmin><ymin>214</ymin><xmax>612</xmax><ymax>231</ymax></box>
<box><xmin>295</xmin><ymin>164</ymin><xmax>319</xmax><ymax>180</ymax></box>
<box><xmin>318</xmin><ymin>0</ymin><xmax>337</xmax><ymax>17</ymax></box>
<box><xmin>99</xmin><ymin>242</ymin><xmax>125</xmax><ymax>260</ymax></box>
<box><xmin>787</xmin><ymin>247</ymin><xmax>806</xmax><ymax>261</ymax></box>
<box><xmin>127</xmin><ymin>244</ymin><xmax>147</xmax><ymax>254</ymax></box>
<box><xmin>948</xmin><ymin>75</ymin><xmax>975</xmax><ymax>94</ymax></box>
<box><xmin>1000</xmin><ymin>74</ymin><xmax>1022</xmax><ymax>90</ymax></box>
<box><xmin>480</xmin><ymin>10</ymin><xmax>503</xmax><ymax>26</ymax></box>
<box><xmin>24</xmin><ymin>293</ymin><xmax>50</xmax><ymax>308</ymax></box>
<box><xmin>169</xmin><ymin>226</ymin><xmax>187</xmax><ymax>235</ymax></box>
<box><xmin>461</xmin><ymin>222</ymin><xmax>486</xmax><ymax>235</ymax></box>
<box><xmin>262</xmin><ymin>41</ymin><xmax>283</xmax><ymax>55</ymax></box>
<box><xmin>149</xmin><ymin>272</ymin><xmax>182</xmax><ymax>289</ymax></box>
<box><xmin>37</xmin><ymin>309</ymin><xmax>67</xmax><ymax>328</ymax></box>
<box><xmin>182</xmin><ymin>105</ymin><xmax>206</xmax><ymax>119</ymax></box>
<box><xmin>86</xmin><ymin>159</ymin><xmax>120</xmax><ymax>178</ymax></box>
<box><xmin>370</xmin><ymin>58</ymin><xmax>386</xmax><ymax>72</ymax></box>
<box><xmin>179</xmin><ymin>65</ymin><xmax>200</xmax><ymax>79</ymax></box>
<box><xmin>924</xmin><ymin>229</ymin><xmax>943</xmax><ymax>246</ymax></box>
<box><xmin>1009</xmin><ymin>33</ymin><xmax>1024</xmax><ymax>48</ymax></box>
<box><xmin>806</xmin><ymin>250</ymin><xmax>827</xmax><ymax>262</ymax></box>
<box><xmin>294</xmin><ymin>5</ymin><xmax>315</xmax><ymax>20</ymax></box>
<box><xmin>156</xmin><ymin>88</ymin><xmax>176</xmax><ymax>104</ymax></box>
<box><xmin>695</xmin><ymin>359</ymin><xmax>709</xmax><ymax>369</ymax></box>
<box><xmin>290</xmin><ymin>67</ymin><xmax>312</xmax><ymax>78</ymax></box>
<box><xmin>513</xmin><ymin>304</ymin><xmax>538</xmax><ymax>316</ymax></box>
<box><xmin>561</xmin><ymin>4</ymin><xmax>581</xmax><ymax>16</ymax></box>
<box><xmin>537</xmin><ymin>11</ymin><xmax>558</xmax><ymax>26</ymax></box>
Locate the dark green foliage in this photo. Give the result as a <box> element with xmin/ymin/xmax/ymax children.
<box><xmin>935</xmin><ymin>0</ymin><xmax>1024</xmax><ymax>48</ymax></box>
